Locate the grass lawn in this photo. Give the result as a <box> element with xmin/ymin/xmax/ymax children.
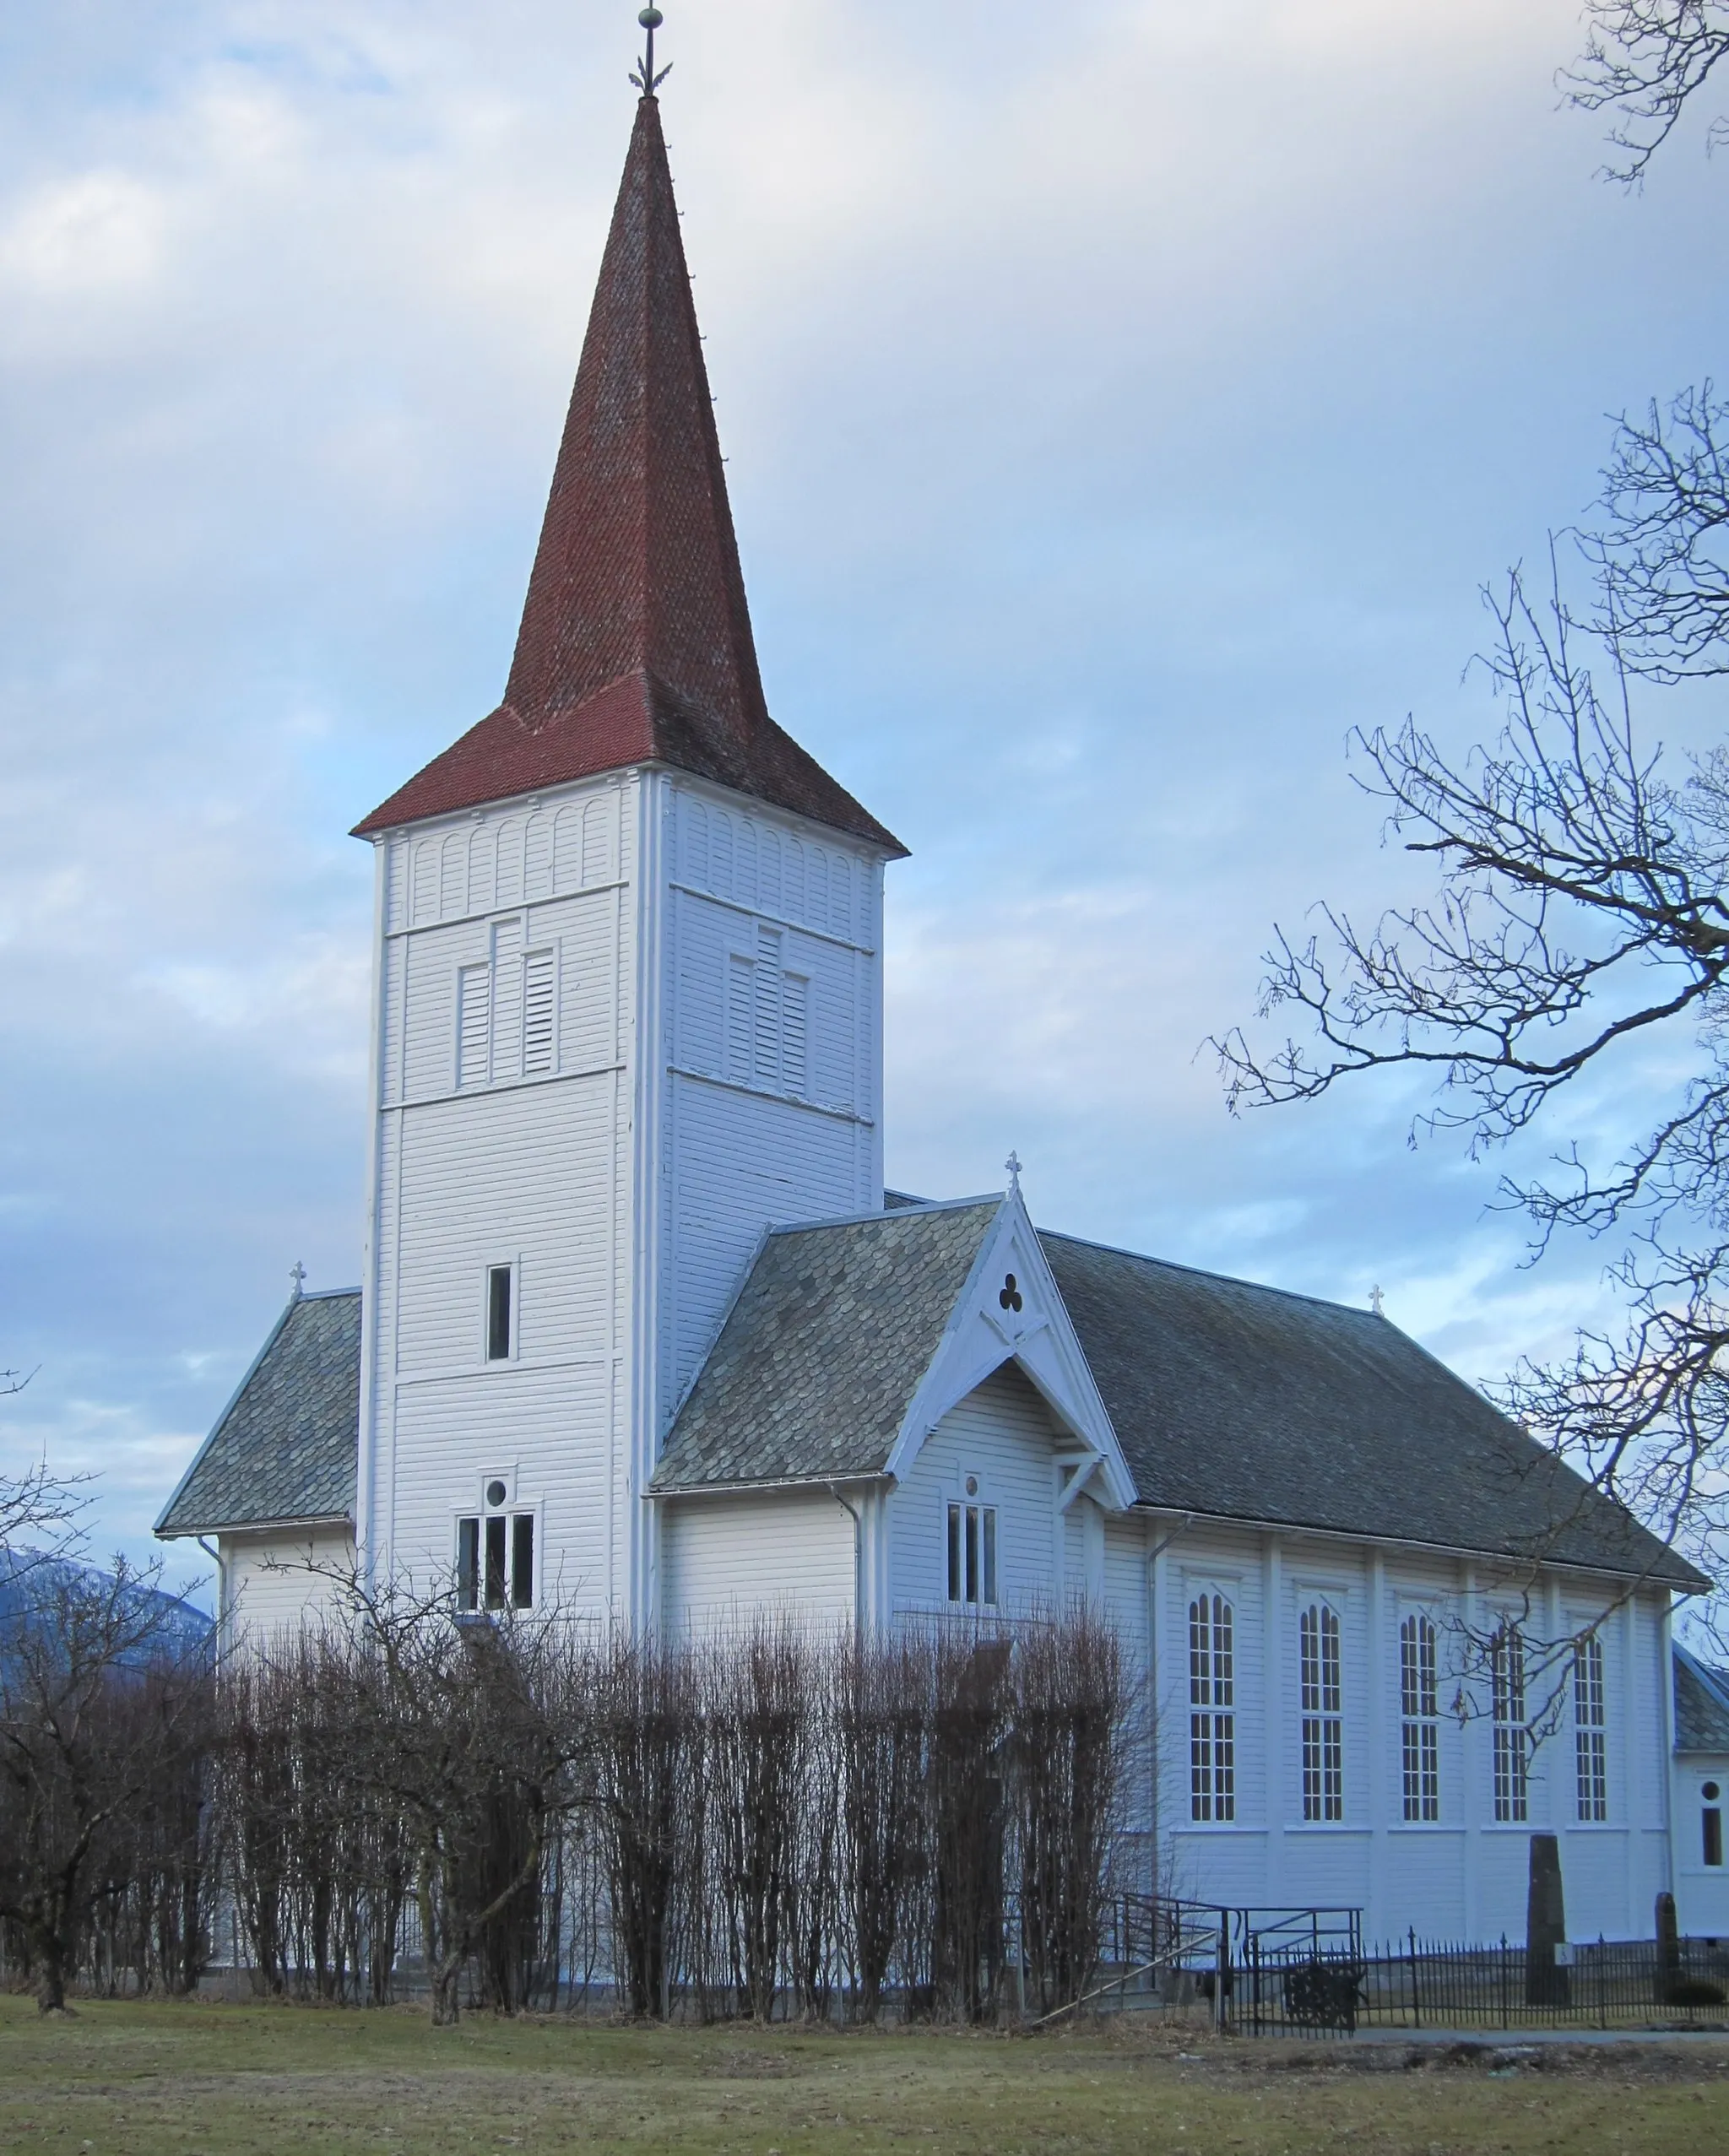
<box><xmin>1</xmin><ymin>1996</ymin><xmax>1726</xmax><ymax>2154</ymax></box>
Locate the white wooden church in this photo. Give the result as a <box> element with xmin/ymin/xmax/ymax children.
<box><xmin>156</xmin><ymin>68</ymin><xmax>1729</xmax><ymax>1950</ymax></box>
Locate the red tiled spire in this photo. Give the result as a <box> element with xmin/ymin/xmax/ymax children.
<box><xmin>355</xmin><ymin>97</ymin><xmax>903</xmax><ymax>853</ymax></box>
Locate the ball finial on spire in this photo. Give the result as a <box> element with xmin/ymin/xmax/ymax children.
<box><xmin>630</xmin><ymin>6</ymin><xmax>672</xmax><ymax>97</ymax></box>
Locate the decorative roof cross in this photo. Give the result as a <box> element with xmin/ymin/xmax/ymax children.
<box><xmin>1005</xmin><ymin>1151</ymin><xmax>1022</xmax><ymax>1195</ymax></box>
<box><xmin>1369</xmin><ymin>1283</ymin><xmax>1385</xmax><ymax>1319</ymax></box>
<box><xmin>630</xmin><ymin>6</ymin><xmax>672</xmax><ymax>96</ymax></box>
<box><xmin>290</xmin><ymin>1260</ymin><xmax>307</xmax><ymax>1300</ymax></box>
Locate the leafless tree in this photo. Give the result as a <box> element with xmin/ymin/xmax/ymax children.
<box><xmin>329</xmin><ymin>1569</ymin><xmax>586</xmax><ymax>2025</ymax></box>
<box><xmin>1008</xmin><ymin>1611</ymin><xmax>1136</xmax><ymax>2017</ymax></box>
<box><xmin>834</xmin><ymin>1633</ymin><xmax>925</xmax><ymax>2022</ymax></box>
<box><xmin>0</xmin><ymin>1457</ymin><xmax>86</xmax><ymax>1563</ymax></box>
<box><xmin>590</xmin><ymin>1629</ymin><xmax>696</xmax><ymax>2020</ymax></box>
<box><xmin>1212</xmin><ymin>395</ymin><xmax>1729</xmax><ymax>1600</ymax></box>
<box><xmin>919</xmin><ymin>1632</ymin><xmax>1011</xmax><ymax>2024</ymax></box>
<box><xmin>1213</xmin><ymin>569</ymin><xmax>1729</xmax><ymax>1568</ymax></box>
<box><xmin>1565</xmin><ymin>3</ymin><xmax>1729</xmax><ymax>184</ymax></box>
<box><xmin>205</xmin><ymin>1613</ymin><xmax>1151</xmax><ymax>2026</ymax></box>
<box><xmin>0</xmin><ymin>1557</ymin><xmax>213</xmax><ymax>2012</ymax></box>
<box><xmin>702</xmin><ymin>1622</ymin><xmax>805</xmax><ymax>2022</ymax></box>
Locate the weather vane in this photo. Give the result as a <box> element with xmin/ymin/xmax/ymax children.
<box><xmin>630</xmin><ymin>6</ymin><xmax>671</xmax><ymax>96</ymax></box>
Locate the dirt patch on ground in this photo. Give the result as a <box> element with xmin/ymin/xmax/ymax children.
<box><xmin>1080</xmin><ymin>2019</ymin><xmax>1729</xmax><ymax>2083</ymax></box>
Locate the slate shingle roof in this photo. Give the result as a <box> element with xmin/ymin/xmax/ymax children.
<box><xmin>1041</xmin><ymin>1232</ymin><xmax>1704</xmax><ymax>1591</ymax></box>
<box><xmin>1676</xmin><ymin>1647</ymin><xmax>1729</xmax><ymax>1752</ymax></box>
<box><xmin>157</xmin><ymin>1205</ymin><xmax>1706</xmax><ymax>1597</ymax></box>
<box><xmin>650</xmin><ymin>1202</ymin><xmax>998</xmax><ymax>1491</ymax></box>
<box><xmin>652</xmin><ymin>1198</ymin><xmax>1704</xmax><ymax>1591</ymax></box>
<box><xmin>154</xmin><ymin>1291</ymin><xmax>360</xmax><ymax>1537</ymax></box>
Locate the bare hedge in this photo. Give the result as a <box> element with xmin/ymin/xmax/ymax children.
<box><xmin>3</xmin><ymin>1577</ymin><xmax>1151</xmax><ymax>2024</ymax></box>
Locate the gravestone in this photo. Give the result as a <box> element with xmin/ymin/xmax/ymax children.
<box><xmin>1525</xmin><ymin>1832</ymin><xmax>1569</xmax><ymax>2005</ymax></box>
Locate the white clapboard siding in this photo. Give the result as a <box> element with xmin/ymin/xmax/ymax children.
<box><xmin>221</xmin><ymin>1529</ymin><xmax>356</xmax><ymax>1650</ymax></box>
<box><xmin>672</xmin><ymin>891</ymin><xmax>862</xmax><ymax>1117</ymax></box>
<box><xmin>675</xmin><ymin>792</ymin><xmax>858</xmax><ymax>944</ymax></box>
<box><xmin>402</xmin><ymin>783</ymin><xmax>624</xmax><ymax>931</ymax></box>
<box><xmin>662</xmin><ymin>1490</ymin><xmax>856</xmax><ymax>1636</ymax></box>
<box><xmin>888</xmin><ymin>1363</ymin><xmax>1065</xmax><ymax>1617</ymax></box>
<box><xmin>364</xmin><ymin>765</ymin><xmax>886</xmax><ymax>1633</ymax></box>
<box><xmin>664</xmin><ymin>1073</ymin><xmax>872</xmax><ymax>1398</ymax></box>
<box><xmin>393</xmin><ymin>1078</ymin><xmax>621</xmax><ymax>1372</ymax></box>
<box><xmin>388</xmin><ymin>1357</ymin><xmax>616</xmax><ymax>1614</ymax></box>
<box><xmin>1157</xmin><ymin>1518</ymin><xmax>1677</xmax><ymax>1945</ymax></box>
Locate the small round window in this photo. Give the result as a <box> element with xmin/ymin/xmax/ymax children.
<box><xmin>485</xmin><ymin>1478</ymin><xmax>508</xmax><ymax>1509</ymax></box>
<box><xmin>1706</xmin><ymin>1781</ymin><xmax>1722</xmax><ymax>1802</ymax></box>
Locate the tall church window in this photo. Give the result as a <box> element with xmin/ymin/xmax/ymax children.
<box><xmin>1299</xmin><ymin>1601</ymin><xmax>1344</xmax><ymax>1822</ymax></box>
<box><xmin>1574</xmin><ymin>1633</ymin><xmax>1608</xmax><ymax>1823</ymax></box>
<box><xmin>1188</xmin><ymin>1591</ymin><xmax>1235</xmax><ymax>1823</ymax></box>
<box><xmin>1490</xmin><ymin>1622</ymin><xmax>1529</xmax><ymax>1823</ymax></box>
<box><xmin>1400</xmin><ymin>1612</ymin><xmax>1440</xmax><ymax>1822</ymax></box>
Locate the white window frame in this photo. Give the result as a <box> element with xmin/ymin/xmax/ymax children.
<box><xmin>1489</xmin><ymin>1618</ymin><xmax>1529</xmax><ymax>1824</ymax></box>
<box><xmin>453</xmin><ymin>1476</ymin><xmax>539</xmax><ymax>1615</ymax></box>
<box><xmin>944</xmin><ymin>1478</ymin><xmax>998</xmax><ymax>1608</ymax></box>
<box><xmin>1297</xmin><ymin>1594</ymin><xmax>1345</xmax><ymax>1824</ymax></box>
<box><xmin>1572</xmin><ymin>1628</ymin><xmax>1608</xmax><ymax>1824</ymax></box>
<box><xmin>1186</xmin><ymin>1580</ymin><xmax>1237</xmax><ymax>1825</ymax></box>
<box><xmin>482</xmin><ymin>1256</ymin><xmax>520</xmax><ymax>1365</ymax></box>
<box><xmin>1399</xmin><ymin>1607</ymin><xmax>1442</xmax><ymax>1824</ymax></box>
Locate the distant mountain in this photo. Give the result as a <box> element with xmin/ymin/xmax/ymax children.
<box><xmin>0</xmin><ymin>1548</ymin><xmax>213</xmax><ymax>1666</ymax></box>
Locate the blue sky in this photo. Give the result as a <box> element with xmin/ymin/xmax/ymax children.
<box><xmin>3</xmin><ymin>0</ymin><xmax>1726</xmax><ymax>1598</ymax></box>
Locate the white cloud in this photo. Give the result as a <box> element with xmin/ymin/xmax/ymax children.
<box><xmin>1</xmin><ymin>0</ymin><xmax>1722</xmax><ymax>1561</ymax></box>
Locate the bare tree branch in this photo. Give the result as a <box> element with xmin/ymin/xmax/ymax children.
<box><xmin>1564</xmin><ymin>3</ymin><xmax>1729</xmax><ymax>184</ymax></box>
<box><xmin>1213</xmin><ymin>421</ymin><xmax>1729</xmax><ymax>1579</ymax></box>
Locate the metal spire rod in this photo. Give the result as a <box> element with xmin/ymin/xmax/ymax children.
<box><xmin>630</xmin><ymin>6</ymin><xmax>671</xmax><ymax>96</ymax></box>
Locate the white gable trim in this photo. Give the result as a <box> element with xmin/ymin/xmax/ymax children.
<box><xmin>881</xmin><ymin>1189</ymin><xmax>1137</xmax><ymax>1509</ymax></box>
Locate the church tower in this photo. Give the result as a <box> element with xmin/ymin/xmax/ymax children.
<box><xmin>350</xmin><ymin>69</ymin><xmax>904</xmax><ymax>1627</ymax></box>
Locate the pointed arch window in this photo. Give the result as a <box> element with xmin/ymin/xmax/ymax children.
<box><xmin>1188</xmin><ymin>1590</ymin><xmax>1235</xmax><ymax>1823</ymax></box>
<box><xmin>1574</xmin><ymin>1633</ymin><xmax>1608</xmax><ymax>1823</ymax></box>
<box><xmin>1490</xmin><ymin>1622</ymin><xmax>1529</xmax><ymax>1823</ymax></box>
<box><xmin>1299</xmin><ymin>1600</ymin><xmax>1343</xmax><ymax>1822</ymax></box>
<box><xmin>1399</xmin><ymin>1612</ymin><xmax>1440</xmax><ymax>1822</ymax></box>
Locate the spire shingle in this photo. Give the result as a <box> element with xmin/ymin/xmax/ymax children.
<box><xmin>355</xmin><ymin>97</ymin><xmax>902</xmax><ymax>853</ymax></box>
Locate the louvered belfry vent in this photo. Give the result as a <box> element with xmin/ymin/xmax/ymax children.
<box><xmin>353</xmin><ymin>95</ymin><xmax>903</xmax><ymax>857</ymax></box>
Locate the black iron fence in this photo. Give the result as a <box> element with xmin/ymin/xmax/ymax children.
<box><xmin>1223</xmin><ymin>1928</ymin><xmax>1729</xmax><ymax>2036</ymax></box>
<box><xmin>1075</xmin><ymin>1899</ymin><xmax>1729</xmax><ymax>2035</ymax></box>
